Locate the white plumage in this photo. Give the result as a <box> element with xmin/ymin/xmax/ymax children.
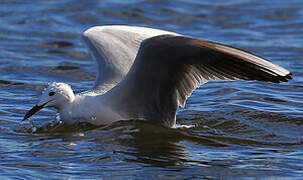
<box><xmin>24</xmin><ymin>25</ymin><xmax>292</xmax><ymax>128</ymax></box>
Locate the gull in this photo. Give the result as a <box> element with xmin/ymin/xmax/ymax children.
<box><xmin>23</xmin><ymin>25</ymin><xmax>292</xmax><ymax>128</ymax></box>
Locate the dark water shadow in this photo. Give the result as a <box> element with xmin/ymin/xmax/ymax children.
<box><xmin>9</xmin><ymin>108</ymin><xmax>303</xmax><ymax>178</ymax></box>
<box><xmin>16</xmin><ymin>108</ymin><xmax>303</xmax><ymax>168</ymax></box>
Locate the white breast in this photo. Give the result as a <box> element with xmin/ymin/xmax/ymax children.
<box><xmin>59</xmin><ymin>94</ymin><xmax>124</xmax><ymax>125</ymax></box>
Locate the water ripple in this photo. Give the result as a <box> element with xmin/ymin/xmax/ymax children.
<box><xmin>0</xmin><ymin>0</ymin><xmax>303</xmax><ymax>179</ymax></box>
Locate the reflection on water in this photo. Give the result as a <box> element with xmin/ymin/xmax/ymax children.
<box><xmin>13</xmin><ymin>108</ymin><xmax>303</xmax><ymax>178</ymax></box>
<box><xmin>1</xmin><ymin>0</ymin><xmax>303</xmax><ymax>179</ymax></box>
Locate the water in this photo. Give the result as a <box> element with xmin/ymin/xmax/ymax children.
<box><xmin>1</xmin><ymin>0</ymin><xmax>303</xmax><ymax>179</ymax></box>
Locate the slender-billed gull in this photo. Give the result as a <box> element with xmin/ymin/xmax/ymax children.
<box><xmin>24</xmin><ymin>25</ymin><xmax>292</xmax><ymax>128</ymax></box>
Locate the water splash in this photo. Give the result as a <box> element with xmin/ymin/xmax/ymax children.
<box><xmin>175</xmin><ymin>123</ymin><xmax>196</xmax><ymax>129</ymax></box>
<box><xmin>55</xmin><ymin>113</ymin><xmax>62</xmax><ymax>123</ymax></box>
<box><xmin>19</xmin><ymin>117</ymin><xmax>37</xmax><ymax>133</ymax></box>
<box><xmin>91</xmin><ymin>116</ymin><xmax>97</xmax><ymax>121</ymax></box>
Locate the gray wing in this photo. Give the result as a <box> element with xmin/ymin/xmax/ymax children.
<box><xmin>104</xmin><ymin>35</ymin><xmax>292</xmax><ymax>127</ymax></box>
<box><xmin>82</xmin><ymin>25</ymin><xmax>179</xmax><ymax>93</ymax></box>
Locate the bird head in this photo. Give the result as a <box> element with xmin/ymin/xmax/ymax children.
<box><xmin>23</xmin><ymin>82</ymin><xmax>75</xmax><ymax>121</ymax></box>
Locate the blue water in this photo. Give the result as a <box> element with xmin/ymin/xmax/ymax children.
<box><xmin>1</xmin><ymin>0</ymin><xmax>303</xmax><ymax>179</ymax></box>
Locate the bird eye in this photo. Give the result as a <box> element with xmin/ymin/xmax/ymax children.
<box><xmin>48</xmin><ymin>91</ymin><xmax>56</xmax><ymax>96</ymax></box>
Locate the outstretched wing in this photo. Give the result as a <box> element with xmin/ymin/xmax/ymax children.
<box><xmin>104</xmin><ymin>35</ymin><xmax>292</xmax><ymax>127</ymax></box>
<box><xmin>82</xmin><ymin>25</ymin><xmax>179</xmax><ymax>93</ymax></box>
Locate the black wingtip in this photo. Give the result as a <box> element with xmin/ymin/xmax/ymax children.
<box><xmin>286</xmin><ymin>73</ymin><xmax>293</xmax><ymax>80</ymax></box>
<box><xmin>276</xmin><ymin>73</ymin><xmax>292</xmax><ymax>83</ymax></box>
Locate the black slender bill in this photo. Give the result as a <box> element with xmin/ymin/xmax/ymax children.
<box><xmin>23</xmin><ymin>104</ymin><xmax>45</xmax><ymax>121</ymax></box>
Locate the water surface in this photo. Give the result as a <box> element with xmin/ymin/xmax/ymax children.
<box><xmin>1</xmin><ymin>0</ymin><xmax>303</xmax><ymax>179</ymax></box>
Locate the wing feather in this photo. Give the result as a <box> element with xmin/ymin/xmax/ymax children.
<box><xmin>82</xmin><ymin>25</ymin><xmax>179</xmax><ymax>93</ymax></box>
<box><xmin>104</xmin><ymin>35</ymin><xmax>292</xmax><ymax>127</ymax></box>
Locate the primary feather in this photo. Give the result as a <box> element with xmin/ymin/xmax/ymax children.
<box><xmin>104</xmin><ymin>35</ymin><xmax>291</xmax><ymax>127</ymax></box>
